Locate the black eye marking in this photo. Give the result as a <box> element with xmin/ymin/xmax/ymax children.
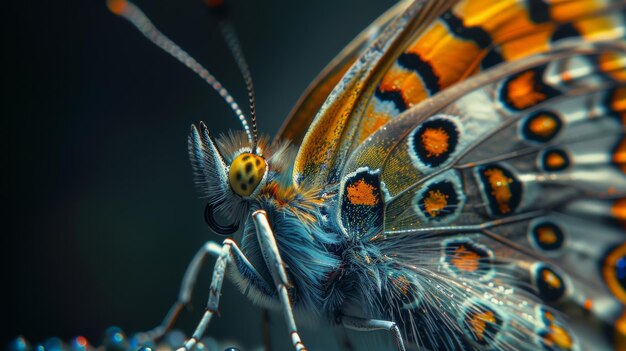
<box><xmin>256</xmin><ymin>159</ymin><xmax>261</xmax><ymax>166</ymax></box>
<box><xmin>245</xmin><ymin>162</ymin><xmax>253</xmax><ymax>173</ymax></box>
<box><xmin>248</xmin><ymin>176</ymin><xmax>255</xmax><ymax>184</ymax></box>
<box><xmin>236</xmin><ymin>171</ymin><xmax>242</xmax><ymax>181</ymax></box>
<box><xmin>241</xmin><ymin>183</ymin><xmax>248</xmax><ymax>191</ymax></box>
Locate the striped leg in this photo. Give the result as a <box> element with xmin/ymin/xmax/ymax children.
<box><xmin>251</xmin><ymin>210</ymin><xmax>307</xmax><ymax>351</ymax></box>
<box><xmin>339</xmin><ymin>315</ymin><xmax>406</xmax><ymax>351</ymax></box>
<box><xmin>149</xmin><ymin>238</ymin><xmax>273</xmax><ymax>351</ymax></box>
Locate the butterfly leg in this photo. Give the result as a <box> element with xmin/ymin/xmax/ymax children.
<box><xmin>157</xmin><ymin>238</ymin><xmax>274</xmax><ymax>351</ymax></box>
<box><xmin>338</xmin><ymin>315</ymin><xmax>406</xmax><ymax>351</ymax></box>
<box><xmin>251</xmin><ymin>210</ymin><xmax>308</xmax><ymax>351</ymax></box>
<box><xmin>136</xmin><ymin>241</ymin><xmax>223</xmax><ymax>342</ymax></box>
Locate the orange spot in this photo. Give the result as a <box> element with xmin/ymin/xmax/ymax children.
<box><xmin>529</xmin><ymin>114</ymin><xmax>557</xmax><ymax>138</ymax></box>
<box><xmin>484</xmin><ymin>168</ymin><xmax>513</xmax><ymax>214</ymax></box>
<box><xmin>537</xmin><ymin>227</ymin><xmax>557</xmax><ymax>245</ymax></box>
<box><xmin>421</xmin><ymin>127</ymin><xmax>450</xmax><ymax>158</ymax></box>
<box><xmin>613</xmin><ymin>138</ymin><xmax>626</xmax><ymax>174</ymax></box>
<box><xmin>545</xmin><ymin>152</ymin><xmax>566</xmax><ymax>170</ymax></box>
<box><xmin>613</xmin><ymin>199</ymin><xmax>626</xmax><ymax>223</ymax></box>
<box><xmin>467</xmin><ymin>310</ymin><xmax>496</xmax><ymax>342</ymax></box>
<box><xmin>346</xmin><ymin>179</ymin><xmax>379</xmax><ymax>206</ymax></box>
<box><xmin>544</xmin><ymin>324</ymin><xmax>574</xmax><ymax>350</ymax></box>
<box><xmin>106</xmin><ymin>0</ymin><xmax>127</xmax><ymax>15</ymax></box>
<box><xmin>424</xmin><ymin>189</ymin><xmax>448</xmax><ymax>217</ymax></box>
<box><xmin>543</xmin><ymin>270</ymin><xmax>562</xmax><ymax>289</ymax></box>
<box><xmin>452</xmin><ymin>245</ymin><xmax>480</xmax><ymax>272</ymax></box>
<box><xmin>612</xmin><ymin>88</ymin><xmax>626</xmax><ymax>111</ymax></box>
<box><xmin>507</xmin><ymin>71</ymin><xmax>546</xmax><ymax>109</ymax></box>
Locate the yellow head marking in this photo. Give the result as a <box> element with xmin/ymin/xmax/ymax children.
<box><xmin>228</xmin><ymin>153</ymin><xmax>266</xmax><ymax>196</ymax></box>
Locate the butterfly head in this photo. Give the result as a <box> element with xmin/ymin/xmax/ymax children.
<box><xmin>228</xmin><ymin>152</ymin><xmax>267</xmax><ymax>197</ymax></box>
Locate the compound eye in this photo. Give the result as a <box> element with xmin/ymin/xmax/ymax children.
<box><xmin>228</xmin><ymin>153</ymin><xmax>267</xmax><ymax>196</ymax></box>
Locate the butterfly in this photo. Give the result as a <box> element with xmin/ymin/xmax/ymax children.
<box><xmin>106</xmin><ymin>0</ymin><xmax>626</xmax><ymax>350</ymax></box>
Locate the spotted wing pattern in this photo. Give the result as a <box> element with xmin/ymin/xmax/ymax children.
<box><xmin>338</xmin><ymin>42</ymin><xmax>626</xmax><ymax>351</ymax></box>
<box><xmin>293</xmin><ymin>0</ymin><xmax>626</xmax><ymax>189</ymax></box>
<box><xmin>330</xmin><ymin>1</ymin><xmax>626</xmax><ymax>350</ymax></box>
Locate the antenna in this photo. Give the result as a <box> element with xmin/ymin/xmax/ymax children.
<box><xmin>204</xmin><ymin>0</ymin><xmax>259</xmax><ymax>152</ymax></box>
<box><xmin>107</xmin><ymin>0</ymin><xmax>255</xmax><ymax>146</ymax></box>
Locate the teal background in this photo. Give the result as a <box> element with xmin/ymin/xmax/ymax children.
<box><xmin>5</xmin><ymin>0</ymin><xmax>395</xmax><ymax>349</ymax></box>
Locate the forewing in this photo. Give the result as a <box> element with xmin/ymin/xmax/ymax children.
<box><xmin>294</xmin><ymin>0</ymin><xmax>626</xmax><ymax>189</ymax></box>
<box><xmin>275</xmin><ymin>0</ymin><xmax>412</xmax><ymax>145</ymax></box>
<box><xmin>292</xmin><ymin>0</ymin><xmax>455</xmax><ymax>187</ymax></box>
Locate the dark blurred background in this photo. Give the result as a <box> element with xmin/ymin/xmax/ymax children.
<box><xmin>4</xmin><ymin>0</ymin><xmax>395</xmax><ymax>350</ymax></box>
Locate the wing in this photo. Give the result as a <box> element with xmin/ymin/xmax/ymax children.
<box><xmin>337</xmin><ymin>33</ymin><xmax>626</xmax><ymax>351</ymax></box>
<box><xmin>293</xmin><ymin>0</ymin><xmax>626</xmax><ymax>189</ymax></box>
<box><xmin>275</xmin><ymin>0</ymin><xmax>412</xmax><ymax>145</ymax></box>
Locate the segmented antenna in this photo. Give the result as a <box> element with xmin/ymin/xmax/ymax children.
<box><xmin>205</xmin><ymin>0</ymin><xmax>259</xmax><ymax>152</ymax></box>
<box><xmin>107</xmin><ymin>0</ymin><xmax>255</xmax><ymax>146</ymax></box>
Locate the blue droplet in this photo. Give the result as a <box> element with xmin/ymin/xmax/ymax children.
<box><xmin>8</xmin><ymin>336</ymin><xmax>31</xmax><ymax>351</ymax></box>
<box><xmin>103</xmin><ymin>326</ymin><xmax>128</xmax><ymax>351</ymax></box>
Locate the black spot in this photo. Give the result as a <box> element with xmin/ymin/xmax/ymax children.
<box><xmin>530</xmin><ymin>221</ymin><xmax>565</xmax><ymax>251</ymax></box>
<box><xmin>340</xmin><ymin>169</ymin><xmax>384</xmax><ymax>238</ymax></box>
<box><xmin>551</xmin><ymin>23</ymin><xmax>581</xmax><ymax>43</ymax></box>
<box><xmin>375</xmin><ymin>88</ymin><xmax>407</xmax><ymax>111</ymax></box>
<box><xmin>440</xmin><ymin>11</ymin><xmax>492</xmax><ymax>48</ymax></box>
<box><xmin>248</xmin><ymin>176</ymin><xmax>255</xmax><ymax>185</ymax></box>
<box><xmin>245</xmin><ymin>162</ymin><xmax>253</xmax><ymax>174</ymax></box>
<box><xmin>534</xmin><ymin>264</ymin><xmax>566</xmax><ymax>302</ymax></box>
<box><xmin>411</xmin><ymin>117</ymin><xmax>459</xmax><ymax>168</ymax></box>
<box><xmin>527</xmin><ymin>0</ymin><xmax>550</xmax><ymax>23</ymax></box>
<box><xmin>240</xmin><ymin>183</ymin><xmax>248</xmax><ymax>191</ymax></box>
<box><xmin>417</xmin><ymin>180</ymin><xmax>459</xmax><ymax>220</ymax></box>
<box><xmin>476</xmin><ymin>164</ymin><xmax>523</xmax><ymax>217</ymax></box>
<box><xmin>397</xmin><ymin>53</ymin><xmax>441</xmax><ymax>96</ymax></box>
<box><xmin>540</xmin><ymin>148</ymin><xmax>570</xmax><ymax>172</ymax></box>
<box><xmin>242</xmin><ymin>155</ymin><xmax>250</xmax><ymax>161</ymax></box>
<box><xmin>481</xmin><ymin>48</ymin><xmax>504</xmax><ymax>69</ymax></box>
<box><xmin>255</xmin><ymin>159</ymin><xmax>261</xmax><ymax>166</ymax></box>
<box><xmin>461</xmin><ymin>303</ymin><xmax>502</xmax><ymax>346</ymax></box>
<box><xmin>236</xmin><ymin>171</ymin><xmax>242</xmax><ymax>181</ymax></box>
<box><xmin>520</xmin><ymin>110</ymin><xmax>562</xmax><ymax>143</ymax></box>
